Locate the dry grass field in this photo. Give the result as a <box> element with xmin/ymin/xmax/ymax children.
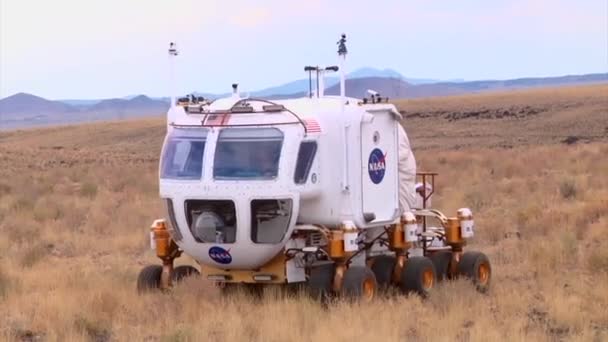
<box><xmin>395</xmin><ymin>83</ymin><xmax>608</xmax><ymax>150</ymax></box>
<box><xmin>1</xmin><ymin>85</ymin><xmax>607</xmax><ymax>341</ymax></box>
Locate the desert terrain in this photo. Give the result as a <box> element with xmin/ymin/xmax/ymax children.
<box><xmin>0</xmin><ymin>84</ymin><xmax>607</xmax><ymax>341</ymax></box>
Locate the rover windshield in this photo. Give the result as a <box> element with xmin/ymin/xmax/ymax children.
<box><xmin>160</xmin><ymin>128</ymin><xmax>207</xmax><ymax>180</ymax></box>
<box><xmin>213</xmin><ymin>128</ymin><xmax>283</xmax><ymax>180</ymax></box>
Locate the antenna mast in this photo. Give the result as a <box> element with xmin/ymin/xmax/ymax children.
<box><xmin>168</xmin><ymin>42</ymin><xmax>179</xmax><ymax>108</ymax></box>
<box><xmin>337</xmin><ymin>33</ymin><xmax>347</xmax><ymax>109</ymax></box>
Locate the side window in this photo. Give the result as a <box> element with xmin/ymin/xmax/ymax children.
<box><xmin>294</xmin><ymin>141</ymin><xmax>317</xmax><ymax>184</ymax></box>
<box><xmin>160</xmin><ymin>128</ymin><xmax>207</xmax><ymax>180</ymax></box>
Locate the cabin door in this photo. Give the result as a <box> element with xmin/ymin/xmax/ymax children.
<box><xmin>360</xmin><ymin>111</ymin><xmax>400</xmax><ymax>224</ymax></box>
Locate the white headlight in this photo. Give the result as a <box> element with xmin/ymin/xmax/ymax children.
<box><xmin>193</xmin><ymin>211</ymin><xmax>225</xmax><ymax>243</ymax></box>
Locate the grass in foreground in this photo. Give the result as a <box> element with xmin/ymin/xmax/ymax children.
<box><xmin>0</xmin><ymin>111</ymin><xmax>607</xmax><ymax>341</ymax></box>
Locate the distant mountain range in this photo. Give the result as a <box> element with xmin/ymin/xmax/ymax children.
<box><xmin>188</xmin><ymin>68</ymin><xmax>463</xmax><ymax>100</ymax></box>
<box><xmin>323</xmin><ymin>73</ymin><xmax>608</xmax><ymax>99</ymax></box>
<box><xmin>0</xmin><ymin>93</ymin><xmax>168</xmax><ymax>129</ymax></box>
<box><xmin>1</xmin><ymin>67</ymin><xmax>606</xmax><ymax>129</ymax></box>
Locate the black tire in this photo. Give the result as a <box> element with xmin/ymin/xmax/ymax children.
<box><xmin>457</xmin><ymin>251</ymin><xmax>491</xmax><ymax>293</ymax></box>
<box><xmin>430</xmin><ymin>251</ymin><xmax>452</xmax><ymax>282</ymax></box>
<box><xmin>172</xmin><ymin>265</ymin><xmax>200</xmax><ymax>283</ymax></box>
<box><xmin>137</xmin><ymin>265</ymin><xmax>162</xmax><ymax>294</ymax></box>
<box><xmin>371</xmin><ymin>255</ymin><xmax>396</xmax><ymax>289</ymax></box>
<box><xmin>341</xmin><ymin>266</ymin><xmax>377</xmax><ymax>301</ymax></box>
<box><xmin>400</xmin><ymin>256</ymin><xmax>436</xmax><ymax>297</ymax></box>
<box><xmin>307</xmin><ymin>263</ymin><xmax>335</xmax><ymax>301</ymax></box>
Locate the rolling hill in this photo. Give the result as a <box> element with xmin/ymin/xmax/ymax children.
<box><xmin>0</xmin><ymin>94</ymin><xmax>168</xmax><ymax>130</ymax></box>
<box><xmin>0</xmin><ymin>93</ymin><xmax>76</xmax><ymax>118</ymax></box>
<box><xmin>324</xmin><ymin>73</ymin><xmax>608</xmax><ymax>99</ymax></box>
<box><xmin>1</xmin><ymin>71</ymin><xmax>606</xmax><ymax>130</ymax></box>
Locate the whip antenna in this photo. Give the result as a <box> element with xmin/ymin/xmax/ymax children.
<box><xmin>168</xmin><ymin>42</ymin><xmax>179</xmax><ymax>108</ymax></box>
<box><xmin>337</xmin><ymin>34</ymin><xmax>347</xmax><ymax>105</ymax></box>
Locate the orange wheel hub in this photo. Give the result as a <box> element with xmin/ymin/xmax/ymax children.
<box><xmin>363</xmin><ymin>277</ymin><xmax>376</xmax><ymax>300</ymax></box>
<box><xmin>422</xmin><ymin>268</ymin><xmax>434</xmax><ymax>289</ymax></box>
<box><xmin>478</xmin><ymin>262</ymin><xmax>490</xmax><ymax>284</ymax></box>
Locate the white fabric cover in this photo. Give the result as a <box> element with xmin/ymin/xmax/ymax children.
<box><xmin>397</xmin><ymin>124</ymin><xmax>417</xmax><ymax>213</ymax></box>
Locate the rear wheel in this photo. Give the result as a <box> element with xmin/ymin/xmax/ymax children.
<box><xmin>172</xmin><ymin>265</ymin><xmax>200</xmax><ymax>283</ymax></box>
<box><xmin>400</xmin><ymin>257</ymin><xmax>436</xmax><ymax>297</ymax></box>
<box><xmin>341</xmin><ymin>266</ymin><xmax>377</xmax><ymax>301</ymax></box>
<box><xmin>371</xmin><ymin>255</ymin><xmax>396</xmax><ymax>290</ymax></box>
<box><xmin>457</xmin><ymin>251</ymin><xmax>491</xmax><ymax>293</ymax></box>
<box><xmin>429</xmin><ymin>251</ymin><xmax>452</xmax><ymax>281</ymax></box>
<box><xmin>136</xmin><ymin>265</ymin><xmax>162</xmax><ymax>294</ymax></box>
<box><xmin>307</xmin><ymin>263</ymin><xmax>335</xmax><ymax>301</ymax></box>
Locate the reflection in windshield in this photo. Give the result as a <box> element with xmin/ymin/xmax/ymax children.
<box><xmin>214</xmin><ymin>128</ymin><xmax>283</xmax><ymax>179</ymax></box>
<box><xmin>161</xmin><ymin>128</ymin><xmax>207</xmax><ymax>180</ymax></box>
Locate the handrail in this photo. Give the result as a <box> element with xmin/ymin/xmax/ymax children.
<box><xmin>196</xmin><ymin>98</ymin><xmax>309</xmax><ymax>134</ymax></box>
<box><xmin>233</xmin><ymin>98</ymin><xmax>309</xmax><ymax>134</ymax></box>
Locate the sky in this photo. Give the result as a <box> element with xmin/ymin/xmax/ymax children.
<box><xmin>0</xmin><ymin>0</ymin><xmax>606</xmax><ymax>99</ymax></box>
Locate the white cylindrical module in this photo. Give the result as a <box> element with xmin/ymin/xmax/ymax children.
<box><xmin>457</xmin><ymin>208</ymin><xmax>474</xmax><ymax>238</ymax></box>
<box><xmin>402</xmin><ymin>212</ymin><xmax>419</xmax><ymax>242</ymax></box>
<box><xmin>342</xmin><ymin>221</ymin><xmax>359</xmax><ymax>252</ymax></box>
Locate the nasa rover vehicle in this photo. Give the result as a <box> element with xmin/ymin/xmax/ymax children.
<box><xmin>137</xmin><ymin>36</ymin><xmax>491</xmax><ymax>300</ymax></box>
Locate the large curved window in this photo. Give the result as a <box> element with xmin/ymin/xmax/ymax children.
<box><xmin>160</xmin><ymin>128</ymin><xmax>207</xmax><ymax>180</ymax></box>
<box><xmin>214</xmin><ymin>128</ymin><xmax>283</xmax><ymax>180</ymax></box>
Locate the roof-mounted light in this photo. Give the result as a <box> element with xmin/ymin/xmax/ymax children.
<box><xmin>230</xmin><ymin>105</ymin><xmax>254</xmax><ymax>113</ymax></box>
<box><xmin>262</xmin><ymin>104</ymin><xmax>285</xmax><ymax>112</ymax></box>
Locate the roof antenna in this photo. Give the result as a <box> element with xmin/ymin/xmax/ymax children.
<box><xmin>168</xmin><ymin>42</ymin><xmax>179</xmax><ymax>108</ymax></box>
<box><xmin>337</xmin><ymin>33</ymin><xmax>347</xmax><ymax>111</ymax></box>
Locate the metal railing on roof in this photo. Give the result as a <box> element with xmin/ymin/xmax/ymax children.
<box><xmin>193</xmin><ymin>98</ymin><xmax>309</xmax><ymax>134</ymax></box>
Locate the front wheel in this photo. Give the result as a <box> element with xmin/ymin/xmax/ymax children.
<box><xmin>136</xmin><ymin>265</ymin><xmax>162</xmax><ymax>294</ymax></box>
<box><xmin>172</xmin><ymin>265</ymin><xmax>200</xmax><ymax>283</ymax></box>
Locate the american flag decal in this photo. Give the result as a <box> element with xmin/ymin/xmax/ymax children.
<box><xmin>204</xmin><ymin>112</ymin><xmax>231</xmax><ymax>126</ymax></box>
<box><xmin>303</xmin><ymin>118</ymin><xmax>321</xmax><ymax>133</ymax></box>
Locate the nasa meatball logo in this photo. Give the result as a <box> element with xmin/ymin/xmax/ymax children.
<box><xmin>209</xmin><ymin>246</ymin><xmax>232</xmax><ymax>264</ymax></box>
<box><xmin>368</xmin><ymin>148</ymin><xmax>387</xmax><ymax>184</ymax></box>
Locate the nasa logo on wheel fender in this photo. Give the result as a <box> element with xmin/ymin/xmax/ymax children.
<box><xmin>368</xmin><ymin>148</ymin><xmax>387</xmax><ymax>184</ymax></box>
<box><xmin>208</xmin><ymin>246</ymin><xmax>232</xmax><ymax>264</ymax></box>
